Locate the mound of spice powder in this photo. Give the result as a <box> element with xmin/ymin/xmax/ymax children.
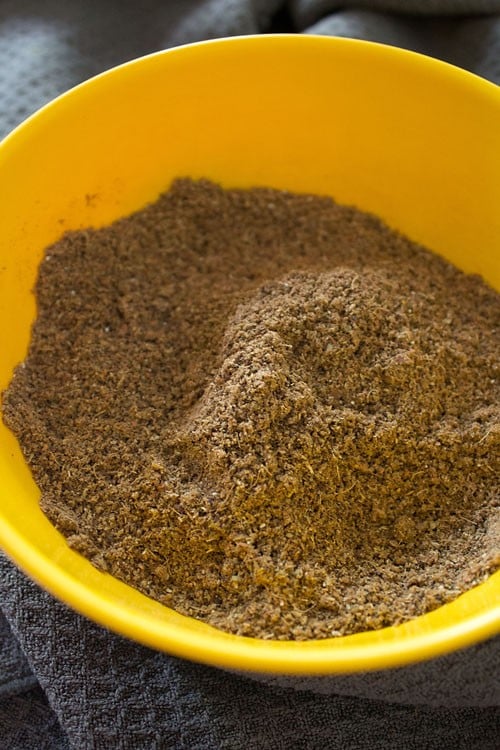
<box><xmin>3</xmin><ymin>178</ymin><xmax>499</xmax><ymax>639</ymax></box>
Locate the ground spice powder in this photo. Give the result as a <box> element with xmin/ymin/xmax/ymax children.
<box><xmin>3</xmin><ymin>178</ymin><xmax>499</xmax><ymax>639</ymax></box>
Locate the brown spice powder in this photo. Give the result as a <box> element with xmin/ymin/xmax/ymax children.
<box><xmin>3</xmin><ymin>178</ymin><xmax>499</xmax><ymax>640</ymax></box>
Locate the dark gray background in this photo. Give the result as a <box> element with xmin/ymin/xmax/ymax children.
<box><xmin>1</xmin><ymin>2</ymin><xmax>499</xmax><ymax>748</ymax></box>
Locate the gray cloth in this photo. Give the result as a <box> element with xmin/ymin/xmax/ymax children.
<box><xmin>1</xmin><ymin>0</ymin><xmax>500</xmax><ymax>139</ymax></box>
<box><xmin>2</xmin><ymin>554</ymin><xmax>500</xmax><ymax>750</ymax></box>
<box><xmin>1</xmin><ymin>1</ymin><xmax>499</xmax><ymax>748</ymax></box>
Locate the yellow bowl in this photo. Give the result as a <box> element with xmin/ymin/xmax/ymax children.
<box><xmin>1</xmin><ymin>35</ymin><xmax>499</xmax><ymax>674</ymax></box>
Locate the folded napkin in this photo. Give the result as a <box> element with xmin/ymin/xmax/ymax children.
<box><xmin>1</xmin><ymin>1</ymin><xmax>499</xmax><ymax>748</ymax></box>
<box><xmin>2</xmin><ymin>555</ymin><xmax>499</xmax><ymax>750</ymax></box>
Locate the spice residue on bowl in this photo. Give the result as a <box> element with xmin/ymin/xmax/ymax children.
<box><xmin>3</xmin><ymin>178</ymin><xmax>499</xmax><ymax>639</ymax></box>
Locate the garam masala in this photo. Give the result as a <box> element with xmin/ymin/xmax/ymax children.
<box><xmin>3</xmin><ymin>178</ymin><xmax>499</xmax><ymax>639</ymax></box>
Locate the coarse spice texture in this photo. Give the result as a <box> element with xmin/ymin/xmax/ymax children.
<box><xmin>3</xmin><ymin>178</ymin><xmax>500</xmax><ymax>640</ymax></box>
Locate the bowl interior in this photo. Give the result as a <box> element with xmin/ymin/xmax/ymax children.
<box><xmin>0</xmin><ymin>35</ymin><xmax>499</xmax><ymax>673</ymax></box>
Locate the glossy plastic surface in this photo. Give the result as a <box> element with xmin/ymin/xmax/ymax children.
<box><xmin>0</xmin><ymin>35</ymin><xmax>499</xmax><ymax>673</ymax></box>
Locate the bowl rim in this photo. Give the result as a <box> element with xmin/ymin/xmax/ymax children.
<box><xmin>1</xmin><ymin>33</ymin><xmax>499</xmax><ymax>674</ymax></box>
<box><xmin>1</xmin><ymin>31</ymin><xmax>499</xmax><ymax>154</ymax></box>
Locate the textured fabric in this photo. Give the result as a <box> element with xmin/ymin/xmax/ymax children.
<box><xmin>0</xmin><ymin>612</ymin><xmax>35</xmax><ymax>697</ymax></box>
<box><xmin>0</xmin><ymin>613</ymin><xmax>69</xmax><ymax>748</ymax></box>
<box><xmin>1</xmin><ymin>0</ymin><xmax>500</xmax><ymax>138</ymax></box>
<box><xmin>2</xmin><ymin>554</ymin><xmax>500</xmax><ymax>750</ymax></box>
<box><xmin>304</xmin><ymin>10</ymin><xmax>500</xmax><ymax>83</ymax></box>
<box><xmin>1</xmin><ymin>2</ymin><xmax>500</xmax><ymax>748</ymax></box>
<box><xmin>247</xmin><ymin>633</ymin><xmax>500</xmax><ymax>705</ymax></box>
<box><xmin>291</xmin><ymin>0</ymin><xmax>500</xmax><ymax>26</ymax></box>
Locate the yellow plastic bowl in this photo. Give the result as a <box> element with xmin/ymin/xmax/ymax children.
<box><xmin>1</xmin><ymin>35</ymin><xmax>499</xmax><ymax>674</ymax></box>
